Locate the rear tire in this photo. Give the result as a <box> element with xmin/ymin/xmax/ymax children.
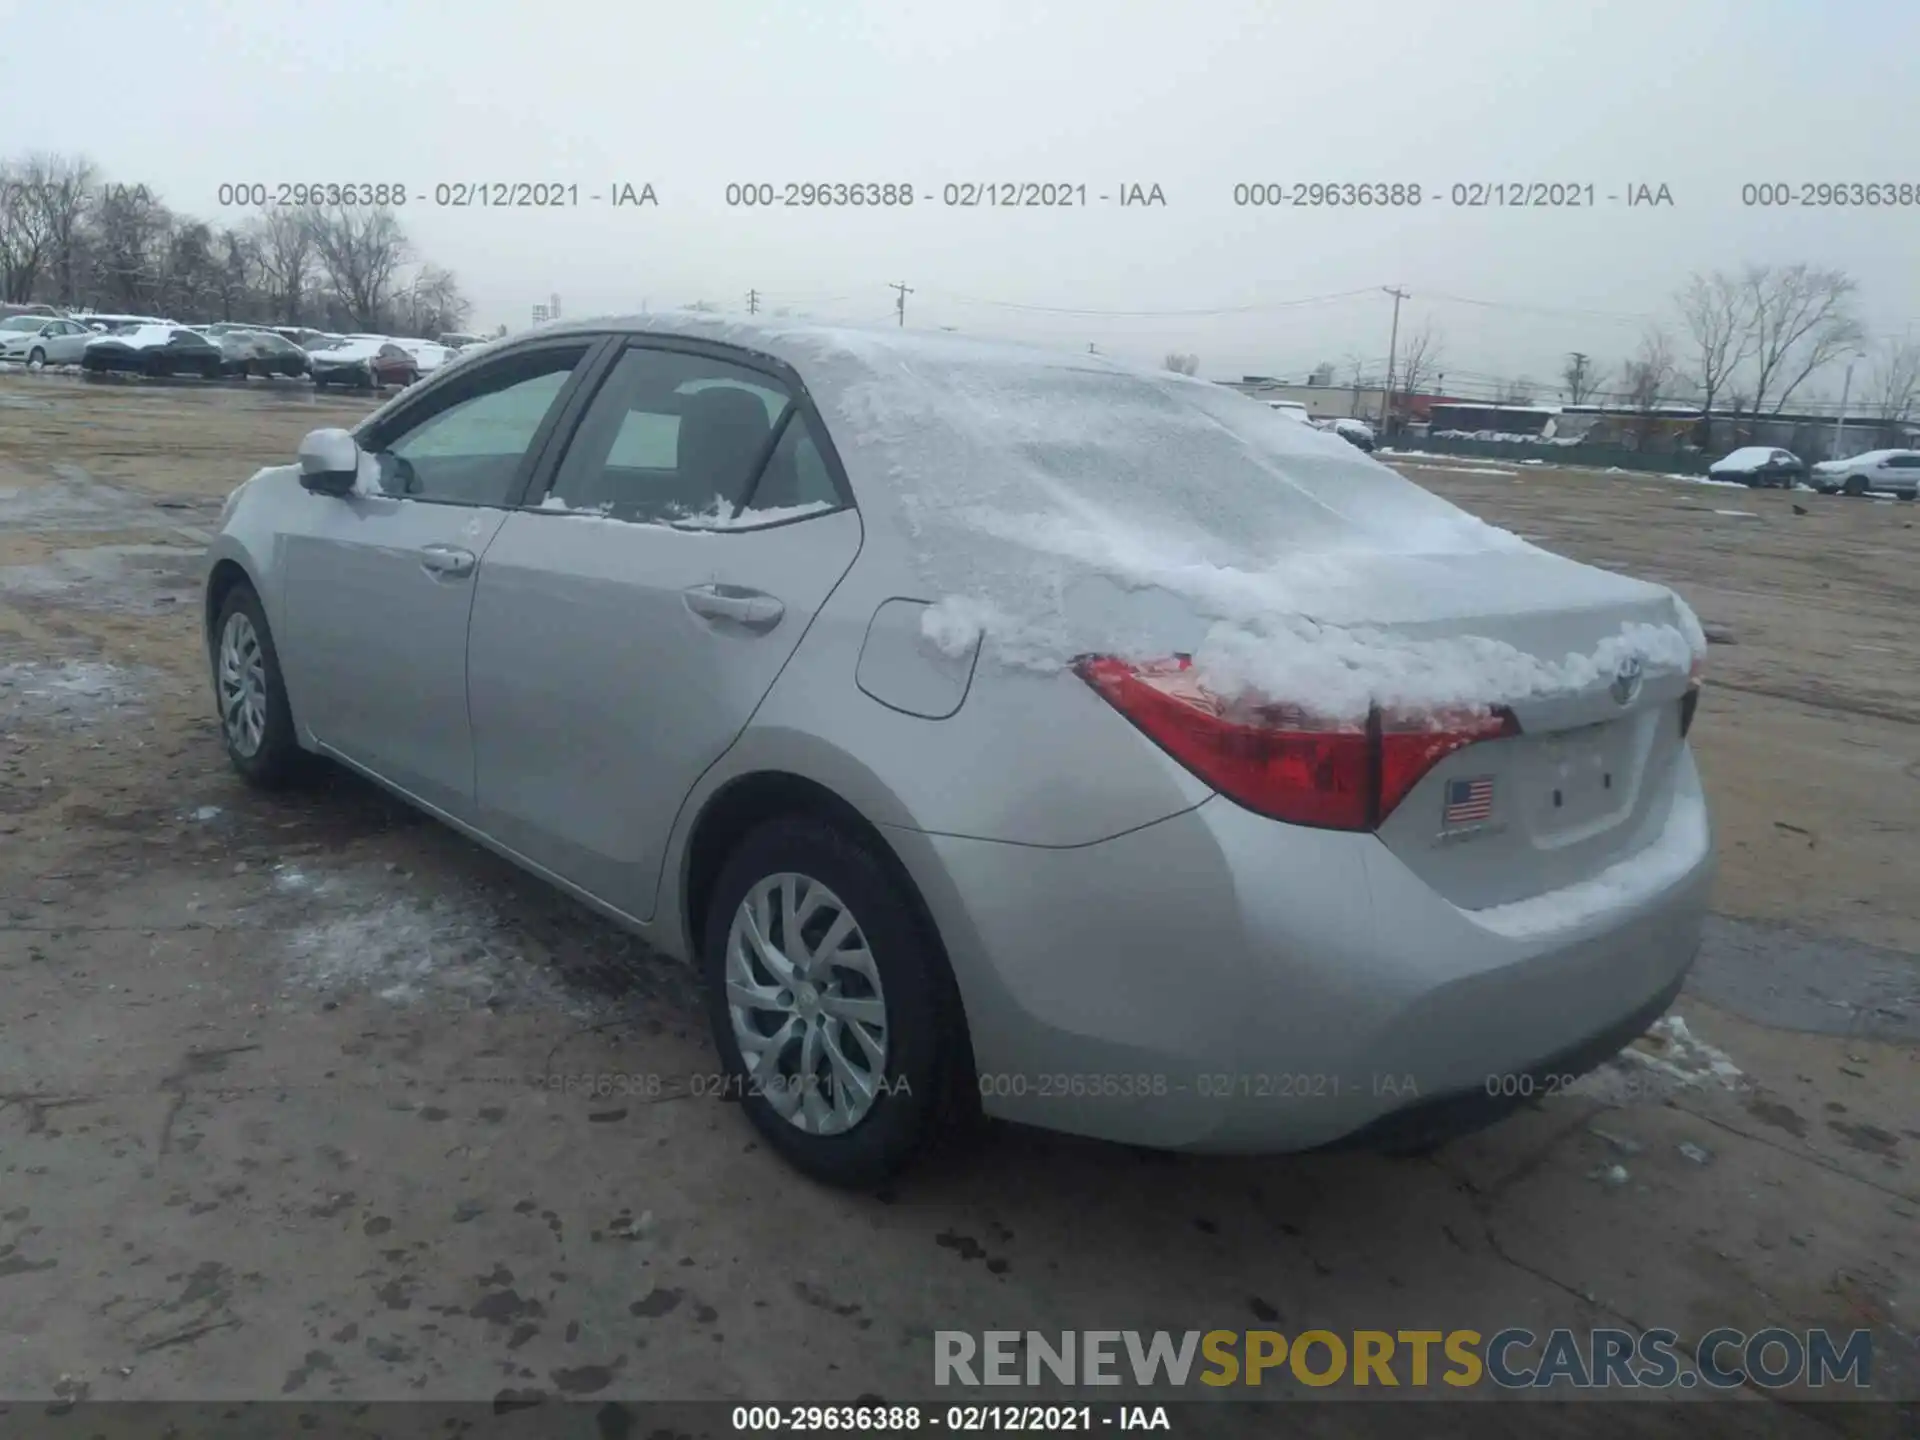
<box><xmin>702</xmin><ymin>815</ymin><xmax>960</xmax><ymax>1188</ymax></box>
<box><xmin>211</xmin><ymin>582</ymin><xmax>309</xmax><ymax>790</ymax></box>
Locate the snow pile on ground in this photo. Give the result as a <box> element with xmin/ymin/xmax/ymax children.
<box><xmin>1430</xmin><ymin>429</ymin><xmax>1581</xmax><ymax>446</ymax></box>
<box><xmin>1574</xmin><ymin>1012</ymin><xmax>1744</xmax><ymax>1106</ymax></box>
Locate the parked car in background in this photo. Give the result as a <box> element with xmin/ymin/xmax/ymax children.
<box><xmin>1707</xmin><ymin>446</ymin><xmax>1804</xmax><ymax>488</ymax></box>
<box><xmin>437</xmin><ymin>332</ymin><xmax>486</xmax><ymax>350</ymax></box>
<box><xmin>0</xmin><ymin>315</ymin><xmax>98</xmax><ymax>367</ymax></box>
<box><xmin>216</xmin><ymin>329</ymin><xmax>312</xmax><ymax>379</ymax></box>
<box><xmin>1809</xmin><ymin>449</ymin><xmax>1920</xmax><ymax>500</ymax></box>
<box><xmin>271</xmin><ymin>326</ymin><xmax>336</xmax><ymax>351</ymax></box>
<box><xmin>82</xmin><ymin>324</ymin><xmax>226</xmax><ymax>378</ymax></box>
<box><xmin>394</xmin><ymin>338</ymin><xmax>455</xmax><ymax>375</ymax></box>
<box><xmin>1267</xmin><ymin>400</ymin><xmax>1312</xmax><ymax>423</ymax></box>
<box><xmin>203</xmin><ymin>315</ymin><xmax>1713</xmax><ymax>1186</ymax></box>
<box><xmin>1324</xmin><ymin>417</ymin><xmax>1377</xmax><ymax>453</ymax></box>
<box><xmin>308</xmin><ymin>337</ymin><xmax>418</xmax><ymax>390</ymax></box>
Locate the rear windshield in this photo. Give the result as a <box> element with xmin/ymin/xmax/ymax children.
<box><xmin>835</xmin><ymin>359</ymin><xmax>1504</xmax><ymax>574</ymax></box>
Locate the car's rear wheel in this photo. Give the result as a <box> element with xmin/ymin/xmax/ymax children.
<box><xmin>1843</xmin><ymin>475</ymin><xmax>1868</xmax><ymax>497</ymax></box>
<box><xmin>702</xmin><ymin>816</ymin><xmax>959</xmax><ymax>1187</ymax></box>
<box><xmin>213</xmin><ymin>583</ymin><xmax>307</xmax><ymax>789</ymax></box>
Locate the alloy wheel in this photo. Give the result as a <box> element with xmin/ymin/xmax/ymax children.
<box><xmin>217</xmin><ymin>611</ymin><xmax>268</xmax><ymax>758</ymax></box>
<box><xmin>724</xmin><ymin>872</ymin><xmax>889</xmax><ymax>1136</ymax></box>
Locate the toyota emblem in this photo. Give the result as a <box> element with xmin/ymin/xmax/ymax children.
<box><xmin>1611</xmin><ymin>655</ymin><xmax>1645</xmax><ymax>706</ymax></box>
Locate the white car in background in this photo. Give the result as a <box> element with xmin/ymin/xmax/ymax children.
<box><xmin>0</xmin><ymin>315</ymin><xmax>98</xmax><ymax>367</ymax></box>
<box><xmin>1267</xmin><ymin>400</ymin><xmax>1312</xmax><ymax>423</ymax></box>
<box><xmin>394</xmin><ymin>338</ymin><xmax>455</xmax><ymax>375</ymax></box>
<box><xmin>1809</xmin><ymin>449</ymin><xmax>1920</xmax><ymax>500</ymax></box>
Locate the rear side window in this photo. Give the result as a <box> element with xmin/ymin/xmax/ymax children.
<box><xmin>542</xmin><ymin>345</ymin><xmax>845</xmax><ymax>526</ymax></box>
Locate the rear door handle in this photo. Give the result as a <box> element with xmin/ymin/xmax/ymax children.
<box><xmin>684</xmin><ymin>583</ymin><xmax>785</xmax><ymax>633</ymax></box>
<box><xmin>419</xmin><ymin>544</ymin><xmax>476</xmax><ymax>578</ymax></box>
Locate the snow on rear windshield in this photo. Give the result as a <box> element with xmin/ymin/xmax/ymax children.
<box><xmin>804</xmin><ymin>340</ymin><xmax>1702</xmax><ymax>716</ymax></box>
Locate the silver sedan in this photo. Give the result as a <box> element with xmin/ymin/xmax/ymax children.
<box><xmin>204</xmin><ymin>315</ymin><xmax>1714</xmax><ymax>1185</ymax></box>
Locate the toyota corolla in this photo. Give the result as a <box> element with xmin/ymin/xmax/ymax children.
<box><xmin>203</xmin><ymin>314</ymin><xmax>1714</xmax><ymax>1186</ymax></box>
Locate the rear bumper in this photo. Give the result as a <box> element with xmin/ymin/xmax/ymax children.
<box><xmin>897</xmin><ymin>752</ymin><xmax>1712</xmax><ymax>1152</ymax></box>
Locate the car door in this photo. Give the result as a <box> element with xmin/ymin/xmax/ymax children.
<box><xmin>50</xmin><ymin>321</ymin><xmax>90</xmax><ymax>364</ymax></box>
<box><xmin>465</xmin><ymin>339</ymin><xmax>863</xmax><ymax>920</ymax></box>
<box><xmin>277</xmin><ymin>339</ymin><xmax>600</xmax><ymax>819</ymax></box>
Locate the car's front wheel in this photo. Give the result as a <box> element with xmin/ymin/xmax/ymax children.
<box><xmin>1843</xmin><ymin>475</ymin><xmax>1868</xmax><ymax>497</ymax></box>
<box><xmin>26</xmin><ymin>346</ymin><xmax>46</xmax><ymax>371</ymax></box>
<box><xmin>703</xmin><ymin>816</ymin><xmax>962</xmax><ymax>1187</ymax></box>
<box><xmin>212</xmin><ymin>582</ymin><xmax>307</xmax><ymax>789</ymax></box>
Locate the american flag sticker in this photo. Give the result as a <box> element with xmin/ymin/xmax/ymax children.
<box><xmin>1443</xmin><ymin>775</ymin><xmax>1495</xmax><ymax>826</ymax></box>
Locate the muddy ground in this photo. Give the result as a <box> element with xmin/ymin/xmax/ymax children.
<box><xmin>0</xmin><ymin>373</ymin><xmax>1913</xmax><ymax>1434</ymax></box>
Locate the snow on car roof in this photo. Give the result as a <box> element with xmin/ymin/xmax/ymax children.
<box><xmin>1709</xmin><ymin>445</ymin><xmax>1789</xmax><ymax>469</ymax></box>
<box><xmin>87</xmin><ymin>323</ymin><xmax>187</xmax><ymax>350</ymax></box>
<box><xmin>313</xmin><ymin>338</ymin><xmax>388</xmax><ymax>360</ymax></box>
<box><xmin>496</xmin><ymin>313</ymin><xmax>1702</xmax><ymax>714</ymax></box>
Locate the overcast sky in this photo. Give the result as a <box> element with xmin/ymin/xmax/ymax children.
<box><xmin>3</xmin><ymin>0</ymin><xmax>1916</xmax><ymax>393</ymax></box>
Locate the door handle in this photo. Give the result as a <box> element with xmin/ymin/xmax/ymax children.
<box><xmin>418</xmin><ymin>544</ymin><xmax>476</xmax><ymax>578</ymax></box>
<box><xmin>684</xmin><ymin>583</ymin><xmax>785</xmax><ymax>633</ymax></box>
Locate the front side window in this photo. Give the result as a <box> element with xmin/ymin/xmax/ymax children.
<box><xmin>543</xmin><ymin>346</ymin><xmax>842</xmax><ymax>525</ymax></box>
<box><xmin>367</xmin><ymin>346</ymin><xmax>588</xmax><ymax>507</ymax></box>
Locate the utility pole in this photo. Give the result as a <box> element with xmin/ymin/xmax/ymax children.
<box><xmin>746</xmin><ymin>288</ymin><xmax>759</xmax><ymax>315</ymax></box>
<box><xmin>1567</xmin><ymin>351</ymin><xmax>1591</xmax><ymax>404</ymax></box>
<box><xmin>1378</xmin><ymin>286</ymin><xmax>1409</xmax><ymax>433</ymax></box>
<box><xmin>890</xmin><ymin>281</ymin><xmax>913</xmax><ymax>327</ymax></box>
<box><xmin>1832</xmin><ymin>352</ymin><xmax>1863</xmax><ymax>461</ymax></box>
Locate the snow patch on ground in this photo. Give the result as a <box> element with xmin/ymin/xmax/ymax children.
<box><xmin>0</xmin><ymin>542</ymin><xmax>202</xmax><ymax>614</ymax></box>
<box><xmin>0</xmin><ymin>658</ymin><xmax>152</xmax><ymax>724</ymax></box>
<box><xmin>1578</xmin><ymin>1013</ymin><xmax>1745</xmax><ymax>1106</ymax></box>
<box><xmin>271</xmin><ymin>868</ymin><xmax>604</xmax><ymax>1015</ymax></box>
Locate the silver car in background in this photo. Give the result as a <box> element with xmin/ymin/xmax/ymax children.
<box><xmin>204</xmin><ymin>316</ymin><xmax>1714</xmax><ymax>1186</ymax></box>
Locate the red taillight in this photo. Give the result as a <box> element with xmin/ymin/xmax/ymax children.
<box><xmin>1075</xmin><ymin>655</ymin><xmax>1518</xmax><ymax>831</ymax></box>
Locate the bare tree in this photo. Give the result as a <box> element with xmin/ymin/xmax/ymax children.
<box><xmin>89</xmin><ymin>185</ymin><xmax>172</xmax><ymax>310</ymax></box>
<box><xmin>1741</xmin><ymin>263</ymin><xmax>1863</xmax><ymax>414</ymax></box>
<box><xmin>393</xmin><ymin>263</ymin><xmax>471</xmax><ymax>337</ymax></box>
<box><xmin>1498</xmin><ymin>376</ymin><xmax>1537</xmax><ymax>405</ymax></box>
<box><xmin>1395</xmin><ymin>320</ymin><xmax>1444</xmax><ymax>401</ymax></box>
<box><xmin>1308</xmin><ymin>360</ymin><xmax>1335</xmax><ymax>387</ymax></box>
<box><xmin>1163</xmin><ymin>352</ymin><xmax>1199</xmax><ymax>375</ymax></box>
<box><xmin>1560</xmin><ymin>351</ymin><xmax>1608</xmax><ymax>405</ymax></box>
<box><xmin>308</xmin><ymin>204</ymin><xmax>409</xmax><ymax>330</ymax></box>
<box><xmin>25</xmin><ymin>154</ymin><xmax>96</xmax><ymax>305</ymax></box>
<box><xmin>0</xmin><ymin>159</ymin><xmax>54</xmax><ymax>301</ymax></box>
<box><xmin>249</xmin><ymin>205</ymin><xmax>319</xmax><ymax>324</ymax></box>
<box><xmin>1619</xmin><ymin>329</ymin><xmax>1676</xmax><ymax>448</ymax></box>
<box><xmin>212</xmin><ymin>228</ymin><xmax>257</xmax><ymax>321</ymax></box>
<box><xmin>158</xmin><ymin>219</ymin><xmax>220</xmax><ymax>319</ymax></box>
<box><xmin>1864</xmin><ymin>337</ymin><xmax>1920</xmax><ymax>427</ymax></box>
<box><xmin>1676</xmin><ymin>270</ymin><xmax>1754</xmax><ymax>422</ymax></box>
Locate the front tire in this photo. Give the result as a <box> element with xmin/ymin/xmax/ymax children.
<box><xmin>212</xmin><ymin>583</ymin><xmax>307</xmax><ymax>789</ymax></box>
<box><xmin>702</xmin><ymin>816</ymin><xmax>960</xmax><ymax>1187</ymax></box>
<box><xmin>1844</xmin><ymin>475</ymin><xmax>1868</xmax><ymax>497</ymax></box>
<box><xmin>26</xmin><ymin>346</ymin><xmax>46</xmax><ymax>371</ymax></box>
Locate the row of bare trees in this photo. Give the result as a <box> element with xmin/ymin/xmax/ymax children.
<box><xmin>0</xmin><ymin>153</ymin><xmax>472</xmax><ymax>337</ymax></box>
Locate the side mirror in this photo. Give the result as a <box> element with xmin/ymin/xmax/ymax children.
<box><xmin>297</xmin><ymin>427</ymin><xmax>362</xmax><ymax>497</ymax></box>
